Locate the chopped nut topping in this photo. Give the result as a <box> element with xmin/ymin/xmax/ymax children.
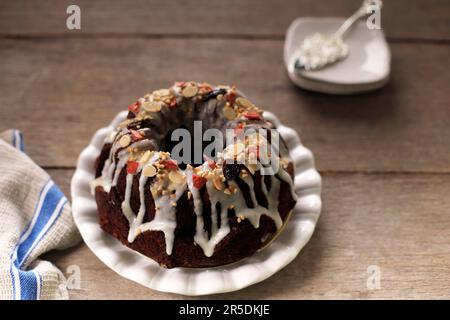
<box><xmin>169</xmin><ymin>170</ymin><xmax>186</xmax><ymax>184</ymax></box>
<box><xmin>142</xmin><ymin>164</ymin><xmax>157</xmax><ymax>177</ymax></box>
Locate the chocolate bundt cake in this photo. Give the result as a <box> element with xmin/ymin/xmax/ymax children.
<box><xmin>92</xmin><ymin>82</ymin><xmax>297</xmax><ymax>268</ymax></box>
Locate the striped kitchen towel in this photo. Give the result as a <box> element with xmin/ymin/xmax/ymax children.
<box><xmin>0</xmin><ymin>129</ymin><xmax>81</xmax><ymax>300</ymax></box>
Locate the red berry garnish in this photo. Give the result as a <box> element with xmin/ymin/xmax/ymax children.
<box><xmin>175</xmin><ymin>81</ymin><xmax>186</xmax><ymax>88</ymax></box>
<box><xmin>169</xmin><ymin>97</ymin><xmax>177</xmax><ymax>108</ymax></box>
<box><xmin>193</xmin><ymin>174</ymin><xmax>207</xmax><ymax>189</ymax></box>
<box><xmin>160</xmin><ymin>159</ymin><xmax>178</xmax><ymax>170</ymax></box>
<box><xmin>226</xmin><ymin>92</ymin><xmax>237</xmax><ymax>104</ymax></box>
<box><xmin>127</xmin><ymin>160</ymin><xmax>139</xmax><ymax>174</ymax></box>
<box><xmin>199</xmin><ymin>83</ymin><xmax>213</xmax><ymax>93</ymax></box>
<box><xmin>203</xmin><ymin>155</ymin><xmax>217</xmax><ymax>169</ymax></box>
<box><xmin>128</xmin><ymin>102</ymin><xmax>140</xmax><ymax>114</ymax></box>
<box><xmin>234</xmin><ymin>122</ymin><xmax>245</xmax><ymax>135</ymax></box>
<box><xmin>130</xmin><ymin>130</ymin><xmax>144</xmax><ymax>142</ymax></box>
<box><xmin>243</xmin><ymin>111</ymin><xmax>262</xmax><ymax>120</ymax></box>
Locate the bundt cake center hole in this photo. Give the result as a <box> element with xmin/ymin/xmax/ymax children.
<box><xmin>162</xmin><ymin>125</ymin><xmax>221</xmax><ymax>170</ymax></box>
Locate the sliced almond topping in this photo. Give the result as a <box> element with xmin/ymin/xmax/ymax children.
<box><xmin>223</xmin><ymin>105</ymin><xmax>236</xmax><ymax>120</ymax></box>
<box><xmin>119</xmin><ymin>134</ymin><xmax>131</xmax><ymax>148</ymax></box>
<box><xmin>182</xmin><ymin>85</ymin><xmax>198</xmax><ymax>98</ymax></box>
<box><xmin>140</xmin><ymin>150</ymin><xmax>153</xmax><ymax>164</ymax></box>
<box><xmin>142</xmin><ymin>164</ymin><xmax>157</xmax><ymax>177</ymax></box>
<box><xmin>168</xmin><ymin>170</ymin><xmax>186</xmax><ymax>184</ymax></box>
<box><xmin>142</xmin><ymin>101</ymin><xmax>162</xmax><ymax>112</ymax></box>
<box><xmin>213</xmin><ymin>177</ymin><xmax>223</xmax><ymax>190</ymax></box>
<box><xmin>155</xmin><ymin>89</ymin><xmax>171</xmax><ymax>97</ymax></box>
<box><xmin>236</xmin><ymin>97</ymin><xmax>255</xmax><ymax>109</ymax></box>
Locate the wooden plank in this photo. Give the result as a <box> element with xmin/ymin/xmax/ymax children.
<box><xmin>1</xmin><ymin>38</ymin><xmax>449</xmax><ymax>172</ymax></box>
<box><xmin>45</xmin><ymin>169</ymin><xmax>450</xmax><ymax>299</ymax></box>
<box><xmin>0</xmin><ymin>0</ymin><xmax>449</xmax><ymax>41</ymax></box>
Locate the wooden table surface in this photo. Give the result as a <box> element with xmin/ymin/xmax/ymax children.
<box><xmin>1</xmin><ymin>0</ymin><xmax>449</xmax><ymax>299</ymax></box>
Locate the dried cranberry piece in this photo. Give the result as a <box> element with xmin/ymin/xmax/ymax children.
<box><xmin>128</xmin><ymin>102</ymin><xmax>140</xmax><ymax>114</ymax></box>
<box><xmin>226</xmin><ymin>91</ymin><xmax>237</xmax><ymax>104</ymax></box>
<box><xmin>126</xmin><ymin>160</ymin><xmax>139</xmax><ymax>174</ymax></box>
<box><xmin>160</xmin><ymin>159</ymin><xmax>178</xmax><ymax>170</ymax></box>
<box><xmin>243</xmin><ymin>111</ymin><xmax>262</xmax><ymax>121</ymax></box>
<box><xmin>193</xmin><ymin>174</ymin><xmax>207</xmax><ymax>189</ymax></box>
<box><xmin>223</xmin><ymin>162</ymin><xmax>244</xmax><ymax>180</ymax></box>
<box><xmin>203</xmin><ymin>88</ymin><xmax>227</xmax><ymax>101</ymax></box>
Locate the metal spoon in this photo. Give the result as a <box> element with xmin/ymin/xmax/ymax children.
<box><xmin>293</xmin><ymin>0</ymin><xmax>382</xmax><ymax>72</ymax></box>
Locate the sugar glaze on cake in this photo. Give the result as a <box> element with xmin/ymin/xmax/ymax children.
<box><xmin>92</xmin><ymin>82</ymin><xmax>297</xmax><ymax>268</ymax></box>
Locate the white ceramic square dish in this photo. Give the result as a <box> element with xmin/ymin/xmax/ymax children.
<box><xmin>71</xmin><ymin>110</ymin><xmax>322</xmax><ymax>296</ymax></box>
<box><xmin>285</xmin><ymin>17</ymin><xmax>391</xmax><ymax>94</ymax></box>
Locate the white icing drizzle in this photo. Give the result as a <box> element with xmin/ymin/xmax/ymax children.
<box><xmin>238</xmin><ymin>173</ymin><xmax>282</xmax><ymax>230</ymax></box>
<box><xmin>136</xmin><ymin>179</ymin><xmax>186</xmax><ymax>255</ymax></box>
<box><xmin>187</xmin><ymin>165</ymin><xmax>233</xmax><ymax>257</ymax></box>
<box><xmin>128</xmin><ymin>173</ymin><xmax>148</xmax><ymax>242</ymax></box>
<box><xmin>276</xmin><ymin>166</ymin><xmax>298</xmax><ymax>201</ymax></box>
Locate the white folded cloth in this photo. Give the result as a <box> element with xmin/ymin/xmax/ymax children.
<box><xmin>0</xmin><ymin>129</ymin><xmax>81</xmax><ymax>300</ymax></box>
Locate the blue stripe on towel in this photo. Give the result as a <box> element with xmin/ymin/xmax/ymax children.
<box><xmin>9</xmin><ymin>263</ymin><xmax>17</xmax><ymax>299</ymax></box>
<box><xmin>17</xmin><ymin>270</ymin><xmax>38</xmax><ymax>300</ymax></box>
<box><xmin>11</xmin><ymin>129</ymin><xmax>25</xmax><ymax>152</ymax></box>
<box><xmin>9</xmin><ymin>178</ymin><xmax>67</xmax><ymax>299</ymax></box>
<box><xmin>18</xmin><ymin>131</ymin><xmax>25</xmax><ymax>152</ymax></box>
<box><xmin>12</xmin><ymin>130</ymin><xmax>16</xmax><ymax>148</ymax></box>
<box><xmin>17</xmin><ymin>183</ymin><xmax>66</xmax><ymax>266</ymax></box>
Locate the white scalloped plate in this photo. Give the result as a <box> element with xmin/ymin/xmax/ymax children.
<box><xmin>71</xmin><ymin>110</ymin><xmax>322</xmax><ymax>296</ymax></box>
